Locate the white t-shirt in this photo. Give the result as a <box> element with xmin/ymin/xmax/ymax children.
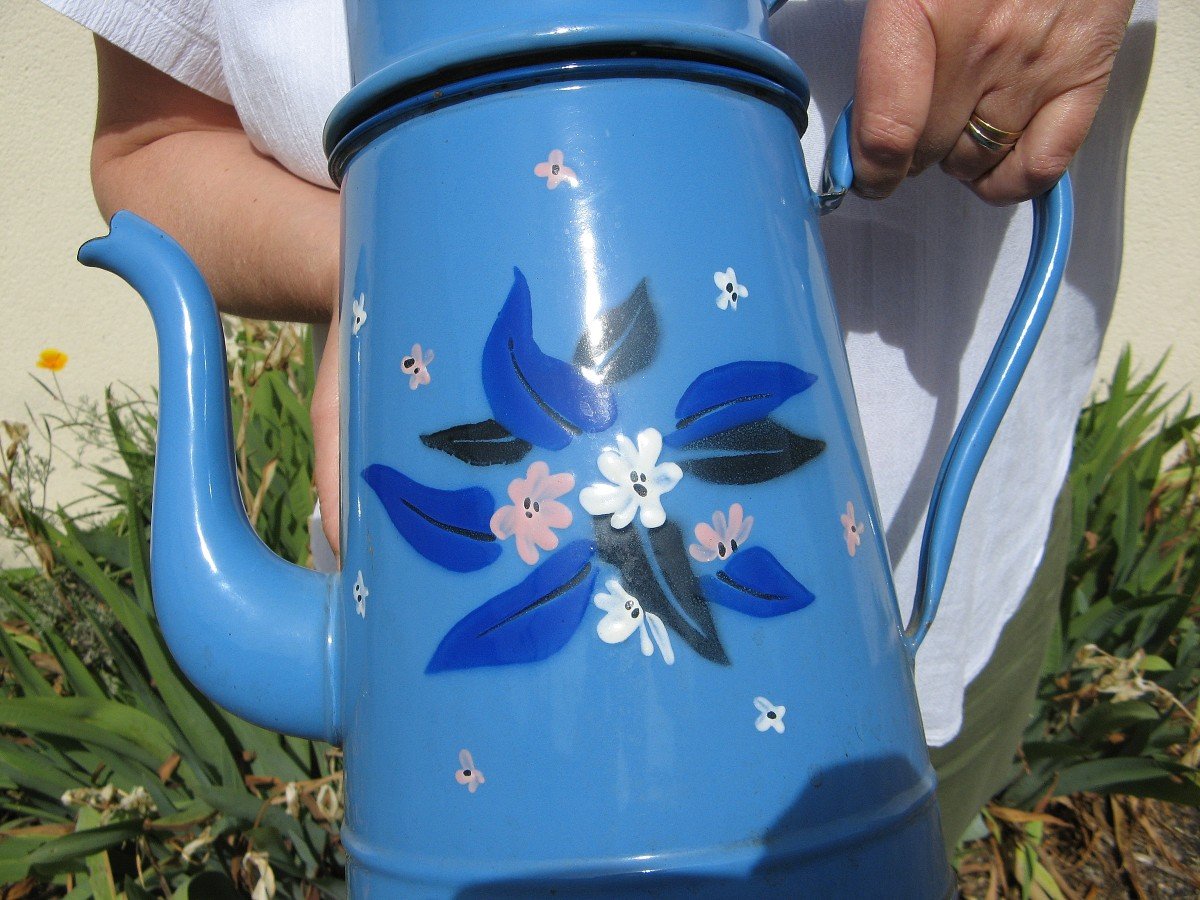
<box><xmin>44</xmin><ymin>0</ymin><xmax>1158</xmax><ymax>746</ymax></box>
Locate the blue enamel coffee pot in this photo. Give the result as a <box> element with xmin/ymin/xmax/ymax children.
<box><xmin>77</xmin><ymin>1</ymin><xmax>1072</xmax><ymax>895</ymax></box>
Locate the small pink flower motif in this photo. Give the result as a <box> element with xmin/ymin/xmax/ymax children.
<box><xmin>401</xmin><ymin>344</ymin><xmax>434</xmax><ymax>390</ymax></box>
<box><xmin>841</xmin><ymin>501</ymin><xmax>863</xmax><ymax>557</ymax></box>
<box><xmin>490</xmin><ymin>461</ymin><xmax>575</xmax><ymax>565</ymax></box>
<box><xmin>455</xmin><ymin>749</ymin><xmax>484</xmax><ymax>793</ymax></box>
<box><xmin>690</xmin><ymin>503</ymin><xmax>754</xmax><ymax>563</ymax></box>
<box><xmin>534</xmin><ymin>149</ymin><xmax>578</xmax><ymax>189</ymax></box>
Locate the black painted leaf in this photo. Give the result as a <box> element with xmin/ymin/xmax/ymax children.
<box><xmin>680</xmin><ymin>419</ymin><xmax>825</xmax><ymax>485</ymax></box>
<box><xmin>665</xmin><ymin>361</ymin><xmax>817</xmax><ymax>447</ymax></box>
<box><xmin>420</xmin><ymin>419</ymin><xmax>533</xmax><ymax>467</ymax></box>
<box><xmin>702</xmin><ymin>547</ymin><xmax>815</xmax><ymax>617</ymax></box>
<box><xmin>573</xmin><ymin>279</ymin><xmax>659</xmax><ymax>382</ymax></box>
<box><xmin>593</xmin><ymin>517</ymin><xmax>728</xmax><ymax>665</ymax></box>
<box><xmin>426</xmin><ymin>541</ymin><xmax>597</xmax><ymax>672</ymax></box>
<box><xmin>362</xmin><ymin>464</ymin><xmax>500</xmax><ymax>572</ymax></box>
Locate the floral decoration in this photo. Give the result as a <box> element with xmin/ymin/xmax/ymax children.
<box><xmin>490</xmin><ymin>461</ymin><xmax>575</xmax><ymax>564</ymax></box>
<box><xmin>690</xmin><ymin>503</ymin><xmax>754</xmax><ymax>562</ymax></box>
<box><xmin>364</xmin><ymin>269</ymin><xmax>826</xmax><ymax>673</ymax></box>
<box><xmin>353</xmin><ymin>571</ymin><xmax>368</xmax><ymax>619</ymax></box>
<box><xmin>579</xmin><ymin>428</ymin><xmax>682</xmax><ymax>529</ymax></box>
<box><xmin>351</xmin><ymin>293</ymin><xmax>367</xmax><ymax>336</ymax></box>
<box><xmin>841</xmin><ymin>501</ymin><xmax>863</xmax><ymax>557</ymax></box>
<box><xmin>401</xmin><ymin>344</ymin><xmax>434</xmax><ymax>390</ymax></box>
<box><xmin>36</xmin><ymin>348</ymin><xmax>68</xmax><ymax>372</ymax></box>
<box><xmin>455</xmin><ymin>749</ymin><xmax>485</xmax><ymax>793</ymax></box>
<box><xmin>534</xmin><ymin>149</ymin><xmax>578</xmax><ymax>189</ymax></box>
<box><xmin>714</xmin><ymin>268</ymin><xmax>748</xmax><ymax>311</ymax></box>
<box><xmin>753</xmin><ymin>696</ymin><xmax>786</xmax><ymax>734</ymax></box>
<box><xmin>594</xmin><ymin>579</ymin><xmax>675</xmax><ymax>665</ymax></box>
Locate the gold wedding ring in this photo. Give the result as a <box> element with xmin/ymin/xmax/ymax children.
<box><xmin>965</xmin><ymin>113</ymin><xmax>1023</xmax><ymax>153</ymax></box>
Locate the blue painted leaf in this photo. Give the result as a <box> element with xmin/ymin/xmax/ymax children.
<box><xmin>427</xmin><ymin>540</ymin><xmax>598</xmax><ymax>672</ymax></box>
<box><xmin>483</xmin><ymin>268</ymin><xmax>616</xmax><ymax>450</ymax></box>
<box><xmin>665</xmin><ymin>361</ymin><xmax>818</xmax><ymax>447</ymax></box>
<box><xmin>701</xmin><ymin>547</ymin><xmax>815</xmax><ymax>617</ymax></box>
<box><xmin>363</xmin><ymin>465</ymin><xmax>500</xmax><ymax>572</ymax></box>
<box><xmin>572</xmin><ymin>278</ymin><xmax>659</xmax><ymax>382</ymax></box>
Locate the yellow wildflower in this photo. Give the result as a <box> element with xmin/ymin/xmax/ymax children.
<box><xmin>36</xmin><ymin>348</ymin><xmax>68</xmax><ymax>371</ymax></box>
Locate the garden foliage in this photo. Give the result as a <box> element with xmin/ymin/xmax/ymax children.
<box><xmin>1001</xmin><ymin>350</ymin><xmax>1200</xmax><ymax>809</ymax></box>
<box><xmin>0</xmin><ymin>321</ymin><xmax>341</xmax><ymax>898</ymax></box>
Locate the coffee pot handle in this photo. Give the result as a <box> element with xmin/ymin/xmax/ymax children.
<box><xmin>818</xmin><ymin>102</ymin><xmax>1074</xmax><ymax>655</ymax></box>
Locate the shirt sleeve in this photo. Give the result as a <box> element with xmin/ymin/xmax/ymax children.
<box><xmin>41</xmin><ymin>0</ymin><xmax>231</xmax><ymax>103</ymax></box>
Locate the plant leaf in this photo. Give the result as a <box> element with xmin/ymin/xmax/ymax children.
<box><xmin>426</xmin><ymin>540</ymin><xmax>597</xmax><ymax>672</ymax></box>
<box><xmin>593</xmin><ymin>518</ymin><xmax>729</xmax><ymax>664</ymax></box>
<box><xmin>363</xmin><ymin>464</ymin><xmax>501</xmax><ymax>572</ymax></box>
<box><xmin>678</xmin><ymin>419</ymin><xmax>825</xmax><ymax>484</ymax></box>
<box><xmin>572</xmin><ymin>278</ymin><xmax>659</xmax><ymax>382</ymax></box>
<box><xmin>50</xmin><ymin>520</ymin><xmax>241</xmax><ymax>790</ymax></box>
<box><xmin>420</xmin><ymin>419</ymin><xmax>532</xmax><ymax>467</ymax></box>
<box><xmin>666</xmin><ymin>361</ymin><xmax>817</xmax><ymax>447</ymax></box>
<box><xmin>482</xmin><ymin>268</ymin><xmax>616</xmax><ymax>449</ymax></box>
<box><xmin>701</xmin><ymin>547</ymin><xmax>815</xmax><ymax>617</ymax></box>
<box><xmin>0</xmin><ymin>698</ymin><xmax>177</xmax><ymax>773</ymax></box>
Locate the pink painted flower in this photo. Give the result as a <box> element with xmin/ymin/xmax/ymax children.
<box><xmin>455</xmin><ymin>749</ymin><xmax>484</xmax><ymax>793</ymax></box>
<box><xmin>690</xmin><ymin>503</ymin><xmax>754</xmax><ymax>563</ymax></box>
<box><xmin>534</xmin><ymin>149</ymin><xmax>578</xmax><ymax>189</ymax></box>
<box><xmin>401</xmin><ymin>344</ymin><xmax>434</xmax><ymax>389</ymax></box>
<box><xmin>490</xmin><ymin>461</ymin><xmax>575</xmax><ymax>564</ymax></box>
<box><xmin>841</xmin><ymin>501</ymin><xmax>863</xmax><ymax>557</ymax></box>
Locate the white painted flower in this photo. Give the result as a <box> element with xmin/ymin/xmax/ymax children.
<box><xmin>579</xmin><ymin>428</ymin><xmax>682</xmax><ymax>529</ymax></box>
<box><xmin>754</xmin><ymin>696</ymin><xmax>786</xmax><ymax>734</ymax></box>
<box><xmin>351</xmin><ymin>293</ymin><xmax>367</xmax><ymax>335</ymax></box>
<box><xmin>593</xmin><ymin>579</ymin><xmax>675</xmax><ymax>665</ymax></box>
<box><xmin>714</xmin><ymin>267</ymin><xmax>748</xmax><ymax>310</ymax></box>
<box><xmin>353</xmin><ymin>570</ymin><xmax>369</xmax><ymax>618</ymax></box>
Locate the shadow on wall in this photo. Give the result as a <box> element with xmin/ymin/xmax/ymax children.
<box><xmin>455</xmin><ymin>754</ymin><xmax>948</xmax><ymax>898</ymax></box>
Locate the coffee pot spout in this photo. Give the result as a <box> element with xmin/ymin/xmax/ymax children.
<box><xmin>78</xmin><ymin>211</ymin><xmax>341</xmax><ymax>743</ymax></box>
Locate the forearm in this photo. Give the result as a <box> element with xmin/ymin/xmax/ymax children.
<box><xmin>90</xmin><ymin>38</ymin><xmax>339</xmax><ymax>323</ymax></box>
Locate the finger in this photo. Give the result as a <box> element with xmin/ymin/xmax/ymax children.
<box><xmin>312</xmin><ymin>307</ymin><xmax>341</xmax><ymax>562</ymax></box>
<box><xmin>970</xmin><ymin>79</ymin><xmax>1107</xmax><ymax>205</ymax></box>
<box><xmin>940</xmin><ymin>92</ymin><xmax>1038</xmax><ymax>185</ymax></box>
<box><xmin>852</xmin><ymin>0</ymin><xmax>936</xmax><ymax>198</ymax></box>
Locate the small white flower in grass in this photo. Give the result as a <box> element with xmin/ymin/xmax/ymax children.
<box><xmin>244</xmin><ymin>850</ymin><xmax>277</xmax><ymax>900</ymax></box>
<box><xmin>353</xmin><ymin>571</ymin><xmax>369</xmax><ymax>618</ymax></box>
<box><xmin>714</xmin><ymin>267</ymin><xmax>748</xmax><ymax>311</ymax></box>
<box><xmin>579</xmin><ymin>428</ymin><xmax>682</xmax><ymax>529</ymax></box>
<box><xmin>754</xmin><ymin>696</ymin><xmax>785</xmax><ymax>733</ymax></box>
<box><xmin>593</xmin><ymin>579</ymin><xmax>675</xmax><ymax>665</ymax></box>
<box><xmin>351</xmin><ymin>293</ymin><xmax>367</xmax><ymax>335</ymax></box>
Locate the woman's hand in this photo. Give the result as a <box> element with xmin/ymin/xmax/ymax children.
<box><xmin>851</xmin><ymin>0</ymin><xmax>1135</xmax><ymax>204</ymax></box>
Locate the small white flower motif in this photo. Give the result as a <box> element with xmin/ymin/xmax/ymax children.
<box><xmin>534</xmin><ymin>149</ymin><xmax>578</xmax><ymax>189</ymax></box>
<box><xmin>455</xmin><ymin>749</ymin><xmax>485</xmax><ymax>793</ymax></box>
<box><xmin>579</xmin><ymin>428</ymin><xmax>682</xmax><ymax>529</ymax></box>
<box><xmin>841</xmin><ymin>501</ymin><xmax>864</xmax><ymax>557</ymax></box>
<box><xmin>353</xmin><ymin>571</ymin><xmax>369</xmax><ymax>618</ymax></box>
<box><xmin>714</xmin><ymin>268</ymin><xmax>748</xmax><ymax>311</ymax></box>
<box><xmin>754</xmin><ymin>696</ymin><xmax>786</xmax><ymax>734</ymax></box>
<box><xmin>351</xmin><ymin>293</ymin><xmax>367</xmax><ymax>335</ymax></box>
<box><xmin>593</xmin><ymin>580</ymin><xmax>675</xmax><ymax>665</ymax></box>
